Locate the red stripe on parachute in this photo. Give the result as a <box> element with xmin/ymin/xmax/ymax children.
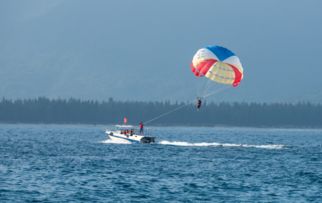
<box><xmin>191</xmin><ymin>59</ymin><xmax>217</xmax><ymax>77</ymax></box>
<box><xmin>228</xmin><ymin>64</ymin><xmax>243</xmax><ymax>87</ymax></box>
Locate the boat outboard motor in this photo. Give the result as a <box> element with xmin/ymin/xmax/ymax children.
<box><xmin>140</xmin><ymin>137</ymin><xmax>155</xmax><ymax>144</ymax></box>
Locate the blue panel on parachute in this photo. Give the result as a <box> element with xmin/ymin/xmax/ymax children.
<box><xmin>206</xmin><ymin>46</ymin><xmax>235</xmax><ymax>61</ymax></box>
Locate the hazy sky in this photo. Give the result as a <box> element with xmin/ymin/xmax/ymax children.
<box><xmin>1</xmin><ymin>0</ymin><xmax>322</xmax><ymax>103</ymax></box>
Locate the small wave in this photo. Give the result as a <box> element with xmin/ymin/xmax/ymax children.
<box><xmin>159</xmin><ymin>140</ymin><xmax>284</xmax><ymax>149</ymax></box>
<box><xmin>100</xmin><ymin>139</ymin><xmax>131</xmax><ymax>145</ymax></box>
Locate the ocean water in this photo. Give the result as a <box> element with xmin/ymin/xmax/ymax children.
<box><xmin>0</xmin><ymin>124</ymin><xmax>322</xmax><ymax>202</ymax></box>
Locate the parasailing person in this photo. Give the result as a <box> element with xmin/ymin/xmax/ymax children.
<box><xmin>196</xmin><ymin>97</ymin><xmax>202</xmax><ymax>110</ymax></box>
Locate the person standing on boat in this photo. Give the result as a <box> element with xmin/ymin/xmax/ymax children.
<box><xmin>139</xmin><ymin>121</ymin><xmax>144</xmax><ymax>134</ymax></box>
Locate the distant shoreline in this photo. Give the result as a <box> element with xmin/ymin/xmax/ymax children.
<box><xmin>1</xmin><ymin>122</ymin><xmax>322</xmax><ymax>130</ymax></box>
<box><xmin>1</xmin><ymin>97</ymin><xmax>322</xmax><ymax>128</ymax></box>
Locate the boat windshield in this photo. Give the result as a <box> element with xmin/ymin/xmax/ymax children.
<box><xmin>115</xmin><ymin>125</ymin><xmax>134</xmax><ymax>128</ymax></box>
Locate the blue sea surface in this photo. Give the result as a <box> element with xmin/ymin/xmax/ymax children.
<box><xmin>0</xmin><ymin>124</ymin><xmax>322</xmax><ymax>202</ymax></box>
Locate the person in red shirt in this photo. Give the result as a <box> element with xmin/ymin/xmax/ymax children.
<box><xmin>139</xmin><ymin>121</ymin><xmax>144</xmax><ymax>134</ymax></box>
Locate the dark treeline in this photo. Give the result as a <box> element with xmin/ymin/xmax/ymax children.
<box><xmin>0</xmin><ymin>97</ymin><xmax>322</xmax><ymax>127</ymax></box>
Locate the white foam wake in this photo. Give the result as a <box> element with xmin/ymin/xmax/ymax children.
<box><xmin>159</xmin><ymin>140</ymin><xmax>284</xmax><ymax>149</ymax></box>
<box><xmin>100</xmin><ymin>139</ymin><xmax>131</xmax><ymax>145</ymax></box>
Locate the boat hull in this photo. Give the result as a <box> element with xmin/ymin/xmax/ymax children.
<box><xmin>108</xmin><ymin>134</ymin><xmax>134</xmax><ymax>144</ymax></box>
<box><xmin>106</xmin><ymin>130</ymin><xmax>155</xmax><ymax>144</ymax></box>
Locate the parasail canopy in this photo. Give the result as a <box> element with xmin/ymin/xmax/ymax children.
<box><xmin>191</xmin><ymin>45</ymin><xmax>244</xmax><ymax>87</ymax></box>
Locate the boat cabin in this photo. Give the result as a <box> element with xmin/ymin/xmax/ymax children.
<box><xmin>120</xmin><ymin>129</ymin><xmax>135</xmax><ymax>136</ymax></box>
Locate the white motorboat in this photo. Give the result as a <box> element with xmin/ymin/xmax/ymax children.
<box><xmin>105</xmin><ymin>125</ymin><xmax>155</xmax><ymax>144</ymax></box>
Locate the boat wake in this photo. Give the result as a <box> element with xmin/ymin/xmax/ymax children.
<box><xmin>100</xmin><ymin>139</ymin><xmax>284</xmax><ymax>149</ymax></box>
<box><xmin>159</xmin><ymin>140</ymin><xmax>284</xmax><ymax>149</ymax></box>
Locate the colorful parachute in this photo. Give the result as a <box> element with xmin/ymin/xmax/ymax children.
<box><xmin>191</xmin><ymin>46</ymin><xmax>243</xmax><ymax>87</ymax></box>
